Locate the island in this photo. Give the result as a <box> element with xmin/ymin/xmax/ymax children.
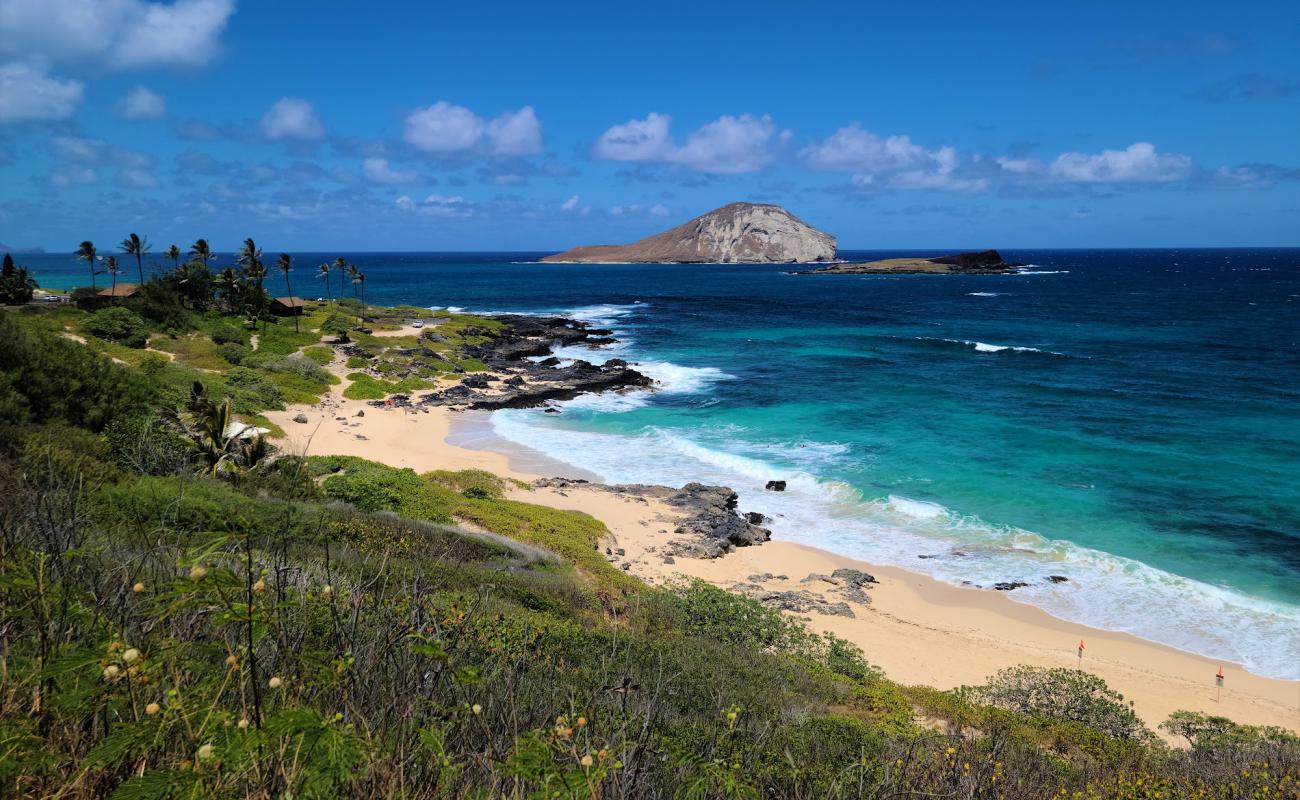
<box><xmin>541</xmin><ymin>202</ymin><xmax>837</xmax><ymax>263</ymax></box>
<box><xmin>793</xmin><ymin>249</ymin><xmax>1025</xmax><ymax>275</ymax></box>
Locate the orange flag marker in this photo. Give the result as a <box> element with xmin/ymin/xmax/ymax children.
<box><xmin>1077</xmin><ymin>639</ymin><xmax>1085</xmax><ymax>663</ymax></box>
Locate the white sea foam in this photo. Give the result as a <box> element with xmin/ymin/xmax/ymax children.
<box><xmin>1016</xmin><ymin>269</ymin><xmax>1070</xmax><ymax>275</ymax></box>
<box><xmin>931</xmin><ymin>337</ymin><xmax>1063</xmax><ymax>355</ymax></box>
<box><xmin>488</xmin><ymin>410</ymin><xmax>1300</xmax><ymax>679</ymax></box>
<box><xmin>967</xmin><ymin>292</ymin><xmax>1000</xmax><ymax>297</ymax></box>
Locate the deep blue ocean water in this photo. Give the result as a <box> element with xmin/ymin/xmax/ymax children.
<box><xmin>20</xmin><ymin>248</ymin><xmax>1300</xmax><ymax>678</ymax></box>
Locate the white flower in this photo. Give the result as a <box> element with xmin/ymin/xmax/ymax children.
<box><xmin>197</xmin><ymin>743</ymin><xmax>213</xmax><ymax>760</ymax></box>
<box><xmin>122</xmin><ymin>648</ymin><xmax>140</xmax><ymax>664</ymax></box>
<box><xmin>268</xmin><ymin>676</ymin><xmax>283</xmax><ymax>689</ymax></box>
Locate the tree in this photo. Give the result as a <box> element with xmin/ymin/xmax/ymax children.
<box><xmin>0</xmin><ymin>253</ymin><xmax>38</xmax><ymax>305</ymax></box>
<box><xmin>276</xmin><ymin>253</ymin><xmax>298</xmax><ymax>332</ymax></box>
<box><xmin>165</xmin><ymin>244</ymin><xmax>181</xmax><ymax>268</ymax></box>
<box><xmin>333</xmin><ymin>256</ymin><xmax>348</xmax><ymax>295</ymax></box>
<box><xmin>354</xmin><ymin>271</ymin><xmax>366</xmax><ymax>308</ymax></box>
<box><xmin>183</xmin><ymin>381</ymin><xmax>272</xmax><ymax>476</ymax></box>
<box><xmin>347</xmin><ymin>263</ymin><xmax>359</xmax><ymax>297</ymax></box>
<box><xmin>238</xmin><ymin>238</ymin><xmax>268</xmax><ymax>334</ymax></box>
<box><xmin>75</xmin><ymin>240</ymin><xmax>100</xmax><ymax>290</ymax></box>
<box><xmin>316</xmin><ymin>263</ymin><xmax>332</xmax><ymax>301</ymax></box>
<box><xmin>121</xmin><ymin>232</ymin><xmax>150</xmax><ymax>284</ymax></box>
<box><xmin>189</xmin><ymin>239</ymin><xmax>216</xmax><ymax>269</ymax></box>
<box><xmin>962</xmin><ymin>666</ymin><xmax>1152</xmax><ymax>742</ymax></box>
<box><xmin>104</xmin><ymin>255</ymin><xmax>122</xmax><ymax>300</ymax></box>
<box><xmin>217</xmin><ymin>268</ymin><xmax>242</xmax><ymax>314</ymax></box>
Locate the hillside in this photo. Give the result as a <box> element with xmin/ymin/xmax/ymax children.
<box><xmin>542</xmin><ymin>202</ymin><xmax>837</xmax><ymax>263</ymax></box>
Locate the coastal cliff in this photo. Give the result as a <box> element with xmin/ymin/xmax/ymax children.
<box><xmin>541</xmin><ymin>202</ymin><xmax>836</xmax><ymax>263</ymax></box>
<box><xmin>795</xmin><ymin>249</ymin><xmax>1024</xmax><ymax>275</ymax></box>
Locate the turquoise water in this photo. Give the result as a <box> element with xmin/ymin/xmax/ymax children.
<box><xmin>19</xmin><ymin>248</ymin><xmax>1300</xmax><ymax>677</ymax></box>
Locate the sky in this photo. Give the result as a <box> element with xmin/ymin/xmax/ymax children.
<box><xmin>1</xmin><ymin>0</ymin><xmax>1298</xmax><ymax>252</ymax></box>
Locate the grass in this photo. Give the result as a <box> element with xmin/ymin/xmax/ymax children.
<box><xmin>148</xmin><ymin>333</ymin><xmax>229</xmax><ymax>370</ymax></box>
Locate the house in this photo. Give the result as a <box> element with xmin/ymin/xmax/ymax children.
<box><xmin>77</xmin><ymin>283</ymin><xmax>139</xmax><ymax>309</ymax></box>
<box><xmin>271</xmin><ymin>296</ymin><xmax>307</xmax><ymax>316</ymax></box>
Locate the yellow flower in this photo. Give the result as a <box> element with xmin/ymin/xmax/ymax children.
<box><xmin>576</xmin><ymin>716</ymin><xmax>587</xmax><ymax>727</ymax></box>
<box><xmin>189</xmin><ymin>565</ymin><xmax>207</xmax><ymax>581</ymax></box>
<box><xmin>103</xmin><ymin>665</ymin><xmax>121</xmax><ymax>680</ymax></box>
<box><xmin>471</xmin><ymin>703</ymin><xmax>482</xmax><ymax>715</ymax></box>
<box><xmin>580</xmin><ymin>754</ymin><xmax>594</xmax><ymax>767</ymax></box>
<box><xmin>132</xmin><ymin>582</ymin><xmax>145</xmax><ymax>593</ymax></box>
<box><xmin>252</xmin><ymin>578</ymin><xmax>266</xmax><ymax>592</ymax></box>
<box><xmin>238</xmin><ymin>718</ymin><xmax>250</xmax><ymax>729</ymax></box>
<box><xmin>196</xmin><ymin>743</ymin><xmax>213</xmax><ymax>760</ymax></box>
<box><xmin>122</xmin><ymin>648</ymin><xmax>140</xmax><ymax>664</ymax></box>
<box><xmin>322</xmin><ymin>585</ymin><xmax>333</xmax><ymax>597</ymax></box>
<box><xmin>145</xmin><ymin>702</ymin><xmax>161</xmax><ymax>715</ymax></box>
<box><xmin>225</xmin><ymin>654</ymin><xmax>238</xmax><ymax>667</ymax></box>
<box><xmin>268</xmin><ymin>676</ymin><xmax>283</xmax><ymax>689</ymax></box>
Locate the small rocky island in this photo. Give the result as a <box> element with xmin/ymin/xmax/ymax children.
<box><xmin>542</xmin><ymin>202</ymin><xmax>836</xmax><ymax>263</ymax></box>
<box><xmin>794</xmin><ymin>249</ymin><xmax>1025</xmax><ymax>275</ymax></box>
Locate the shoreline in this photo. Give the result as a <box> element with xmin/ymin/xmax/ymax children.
<box><xmin>263</xmin><ymin>329</ymin><xmax>1300</xmax><ymax>740</ymax></box>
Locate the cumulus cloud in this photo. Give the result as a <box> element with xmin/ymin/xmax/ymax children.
<box><xmin>0</xmin><ymin>0</ymin><xmax>235</xmax><ymax>69</ymax></box>
<box><xmin>1046</xmin><ymin>142</ymin><xmax>1192</xmax><ymax>183</ymax></box>
<box><xmin>395</xmin><ymin>192</ymin><xmax>473</xmax><ymax>218</ymax></box>
<box><xmin>0</xmin><ymin>61</ymin><xmax>83</xmax><ymax>122</ymax></box>
<box><xmin>593</xmin><ymin>112</ymin><xmax>778</xmax><ymax>174</ymax></box>
<box><xmin>800</xmin><ymin>124</ymin><xmax>986</xmax><ymax>192</ymax></box>
<box><xmin>260</xmin><ymin>98</ymin><xmax>325</xmax><ymax>140</ymax></box>
<box><xmin>118</xmin><ymin>86</ymin><xmax>165</xmax><ymax>119</ymax></box>
<box><xmin>46</xmin><ymin>134</ymin><xmax>158</xmax><ymax>188</ymax></box>
<box><xmin>363</xmin><ymin>157</ymin><xmax>419</xmax><ymax>185</ymax></box>
<box><xmin>560</xmin><ymin>194</ymin><xmax>579</xmax><ymax>211</ymax></box>
<box><xmin>403</xmin><ymin>101</ymin><xmax>542</xmax><ymax>156</ymax></box>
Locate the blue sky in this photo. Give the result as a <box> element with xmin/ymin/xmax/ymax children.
<box><xmin>1</xmin><ymin>0</ymin><xmax>1297</xmax><ymax>252</ymax></box>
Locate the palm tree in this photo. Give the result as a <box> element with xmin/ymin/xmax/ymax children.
<box><xmin>347</xmin><ymin>263</ymin><xmax>360</xmax><ymax>297</ymax></box>
<box><xmin>354</xmin><ymin>271</ymin><xmax>367</xmax><ymax>309</ymax></box>
<box><xmin>189</xmin><ymin>238</ymin><xmax>215</xmax><ymax>267</ymax></box>
<box><xmin>333</xmin><ymin>257</ymin><xmax>348</xmax><ymax>295</ymax></box>
<box><xmin>104</xmin><ymin>255</ymin><xmax>121</xmax><ymax>300</ymax></box>
<box><xmin>121</xmin><ymin>232</ymin><xmax>150</xmax><ymax>284</ymax></box>
<box><xmin>165</xmin><ymin>244</ymin><xmax>181</xmax><ymax>269</ymax></box>
<box><xmin>238</xmin><ymin>238</ymin><xmax>268</xmax><ymax>334</ymax></box>
<box><xmin>218</xmin><ymin>268</ymin><xmax>241</xmax><ymax>314</ymax></box>
<box><xmin>316</xmin><ymin>263</ymin><xmax>332</xmax><ymax>301</ymax></box>
<box><xmin>276</xmin><ymin>253</ymin><xmax>298</xmax><ymax>332</ymax></box>
<box><xmin>183</xmin><ymin>382</ymin><xmax>270</xmax><ymax>477</ymax></box>
<box><xmin>75</xmin><ymin>240</ymin><xmax>99</xmax><ymax>290</ymax></box>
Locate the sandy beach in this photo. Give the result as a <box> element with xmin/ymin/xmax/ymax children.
<box><xmin>266</xmin><ymin>378</ymin><xmax>1300</xmax><ymax>740</ymax></box>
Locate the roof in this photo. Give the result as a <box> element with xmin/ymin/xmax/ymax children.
<box><xmin>97</xmin><ymin>283</ymin><xmax>139</xmax><ymax>297</ymax></box>
<box><xmin>271</xmin><ymin>296</ymin><xmax>307</xmax><ymax>307</ymax></box>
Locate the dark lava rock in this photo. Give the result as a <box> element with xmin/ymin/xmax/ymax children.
<box><xmin>992</xmin><ymin>581</ymin><xmax>1030</xmax><ymax>591</ymax></box>
<box><xmin>603</xmin><ymin>358</ymin><xmax>629</xmax><ymax>368</ymax></box>
<box><xmin>537</xmin><ymin>356</ymin><xmax>561</xmax><ymax>367</ymax></box>
<box><xmin>666</xmin><ymin>483</ymin><xmax>771</xmax><ymax>554</ymax></box>
<box><xmin>744</xmin><ymin>511</ymin><xmax>768</xmax><ymax>525</ymax></box>
<box><xmin>461</xmin><ymin>373</ymin><xmax>492</xmax><ymax>389</ymax></box>
<box><xmin>355</xmin><ymin>409</ymin><xmax>364</xmax><ymax>417</ymax></box>
<box><xmin>1047</xmin><ymin>575</ymin><xmax>1069</xmax><ymax>583</ymax></box>
<box><xmin>292</xmin><ymin>413</ymin><xmax>308</xmax><ymax>424</ymax></box>
<box><xmin>831</xmin><ymin>568</ymin><xmax>876</xmax><ymax>586</ymax></box>
<box><xmin>504</xmin><ymin>375</ymin><xmax>526</xmax><ymax>387</ymax></box>
<box><xmin>765</xmin><ymin>480</ymin><xmax>787</xmax><ymax>491</ymax></box>
<box><xmin>929</xmin><ymin>249</ymin><xmax>1023</xmax><ymax>269</ymax></box>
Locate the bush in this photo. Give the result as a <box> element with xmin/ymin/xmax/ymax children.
<box><xmin>123</xmin><ymin>280</ymin><xmax>194</xmax><ymax>332</ymax></box>
<box><xmin>82</xmin><ymin>306</ymin><xmax>150</xmax><ymax>348</ymax></box>
<box><xmin>138</xmin><ymin>351</ymin><xmax>170</xmax><ymax>376</ymax></box>
<box><xmin>216</xmin><ymin>341</ymin><xmax>249</xmax><ymax>364</ymax></box>
<box><xmin>962</xmin><ymin>666</ymin><xmax>1151</xmax><ymax>741</ymax></box>
<box><xmin>209</xmin><ymin>321</ymin><xmax>250</xmax><ymax>345</ymax></box>
<box><xmin>303</xmin><ymin>345</ymin><xmax>334</xmax><ymax>366</ymax></box>
<box><xmin>225</xmin><ymin>366</ymin><xmax>284</xmax><ymax>410</ymax></box>
<box><xmin>346</xmin><ymin>355</ymin><xmax>370</xmax><ymax>369</ymax></box>
<box><xmin>103</xmin><ymin>413</ymin><xmax>191</xmax><ymax>476</ymax></box>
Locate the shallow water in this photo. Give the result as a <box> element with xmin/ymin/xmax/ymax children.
<box><xmin>24</xmin><ymin>247</ymin><xmax>1300</xmax><ymax>677</ymax></box>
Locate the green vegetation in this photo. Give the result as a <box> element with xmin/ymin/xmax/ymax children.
<box><xmin>1</xmin><ymin>252</ymin><xmax>37</xmax><ymax>304</ymax></box>
<box><xmin>83</xmin><ymin>306</ymin><xmax>151</xmax><ymax>348</ymax></box>
<box><xmin>0</xmin><ymin>237</ymin><xmax>1295</xmax><ymax>797</ymax></box>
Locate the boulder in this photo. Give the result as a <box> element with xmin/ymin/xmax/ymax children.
<box><xmin>765</xmin><ymin>480</ymin><xmax>787</xmax><ymax>491</ymax></box>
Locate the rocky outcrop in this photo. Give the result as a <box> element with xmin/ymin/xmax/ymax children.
<box><xmin>794</xmin><ymin>249</ymin><xmax>1025</xmax><ymax>275</ymax></box>
<box><xmin>542</xmin><ymin>203</ymin><xmax>836</xmax><ymax>264</ymax></box>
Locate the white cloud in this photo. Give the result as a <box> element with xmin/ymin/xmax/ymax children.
<box><xmin>484</xmin><ymin>105</ymin><xmax>542</xmax><ymax>155</ymax></box>
<box><xmin>115</xmin><ymin>166</ymin><xmax>158</xmax><ymax>188</ymax></box>
<box><xmin>1047</xmin><ymin>142</ymin><xmax>1191</xmax><ymax>183</ymax></box>
<box><xmin>363</xmin><ymin>157</ymin><xmax>418</xmax><ymax>185</ymax></box>
<box><xmin>395</xmin><ymin>195</ymin><xmax>415</xmax><ymax>212</ymax></box>
<box><xmin>0</xmin><ymin>0</ymin><xmax>234</xmax><ymax>69</ymax></box>
<box><xmin>403</xmin><ymin>101</ymin><xmax>542</xmax><ymax>156</ymax></box>
<box><xmin>0</xmin><ymin>61</ymin><xmax>83</xmax><ymax>122</ymax></box>
<box><xmin>800</xmin><ymin>124</ymin><xmax>985</xmax><ymax>192</ymax></box>
<box><xmin>593</xmin><ymin>112</ymin><xmax>778</xmax><ymax>174</ymax></box>
<box><xmin>50</xmin><ymin>165</ymin><xmax>95</xmax><ymax>186</ymax></box>
<box><xmin>649</xmin><ymin>203</ymin><xmax>669</xmax><ymax>216</ymax></box>
<box><xmin>395</xmin><ymin>192</ymin><xmax>473</xmax><ymax>218</ymax></box>
<box><xmin>118</xmin><ymin>86</ymin><xmax>164</xmax><ymax>119</ymax></box>
<box><xmin>259</xmin><ymin>98</ymin><xmax>325</xmax><ymax>140</ymax></box>
<box><xmin>52</xmin><ymin>135</ymin><xmax>103</xmax><ymax>162</ymax></box>
<box><xmin>560</xmin><ymin>194</ymin><xmax>579</xmax><ymax>211</ymax></box>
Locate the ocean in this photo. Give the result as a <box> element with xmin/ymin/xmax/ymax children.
<box><xmin>21</xmin><ymin>247</ymin><xmax>1300</xmax><ymax>679</ymax></box>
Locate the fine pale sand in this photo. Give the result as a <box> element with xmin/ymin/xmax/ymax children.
<box><xmin>266</xmin><ymin>382</ymin><xmax>1300</xmax><ymax>739</ymax></box>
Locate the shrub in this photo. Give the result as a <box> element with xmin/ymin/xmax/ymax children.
<box><xmin>103</xmin><ymin>413</ymin><xmax>191</xmax><ymax>476</ymax></box>
<box><xmin>962</xmin><ymin>666</ymin><xmax>1151</xmax><ymax>741</ymax></box>
<box><xmin>224</xmin><ymin>366</ymin><xmax>285</xmax><ymax>410</ymax></box>
<box><xmin>82</xmin><ymin>306</ymin><xmax>150</xmax><ymax>348</ymax></box>
<box><xmin>209</xmin><ymin>321</ymin><xmax>250</xmax><ymax>345</ymax></box>
<box><xmin>138</xmin><ymin>351</ymin><xmax>170</xmax><ymax>376</ymax></box>
<box><xmin>123</xmin><ymin>280</ymin><xmax>194</xmax><ymax>332</ymax></box>
<box><xmin>1161</xmin><ymin>710</ymin><xmax>1300</xmax><ymax>749</ymax></box>
<box><xmin>216</xmin><ymin>341</ymin><xmax>249</xmax><ymax>364</ymax></box>
<box><xmin>303</xmin><ymin>345</ymin><xmax>334</xmax><ymax>366</ymax></box>
<box><xmin>346</xmin><ymin>355</ymin><xmax>370</xmax><ymax>369</ymax></box>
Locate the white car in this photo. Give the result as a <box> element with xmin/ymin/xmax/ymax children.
<box><xmin>410</xmin><ymin>320</ymin><xmax>424</xmax><ymax>328</ymax></box>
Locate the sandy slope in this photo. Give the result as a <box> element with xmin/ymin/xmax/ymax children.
<box><xmin>266</xmin><ymin>383</ymin><xmax>1300</xmax><ymax>738</ymax></box>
